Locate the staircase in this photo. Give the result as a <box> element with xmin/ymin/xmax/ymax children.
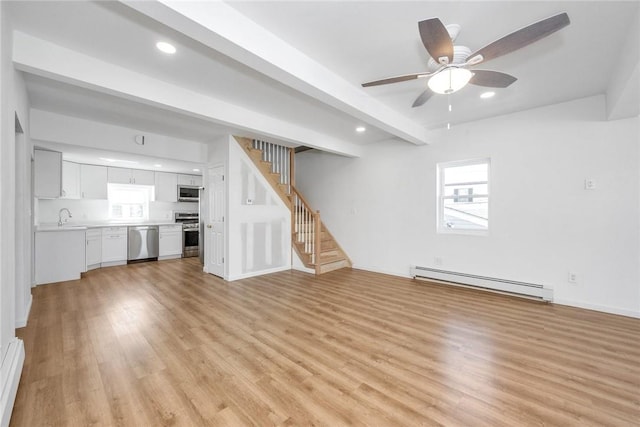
<box><xmin>236</xmin><ymin>136</ymin><xmax>352</xmax><ymax>275</ymax></box>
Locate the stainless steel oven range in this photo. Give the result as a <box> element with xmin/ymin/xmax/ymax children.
<box><xmin>174</xmin><ymin>212</ymin><xmax>199</xmax><ymax>258</ymax></box>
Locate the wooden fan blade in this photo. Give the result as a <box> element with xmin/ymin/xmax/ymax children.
<box><xmin>469</xmin><ymin>70</ymin><xmax>517</xmax><ymax>88</ymax></box>
<box><xmin>468</xmin><ymin>12</ymin><xmax>570</xmax><ymax>65</ymax></box>
<box><xmin>412</xmin><ymin>89</ymin><xmax>434</xmax><ymax>107</ymax></box>
<box><xmin>418</xmin><ymin>18</ymin><xmax>453</xmax><ymax>64</ymax></box>
<box><xmin>362</xmin><ymin>73</ymin><xmax>428</xmax><ymax>87</ymax></box>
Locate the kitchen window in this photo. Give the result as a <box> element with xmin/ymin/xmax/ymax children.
<box><xmin>437</xmin><ymin>158</ymin><xmax>490</xmax><ymax>234</ymax></box>
<box><xmin>108</xmin><ymin>183</ymin><xmax>152</xmax><ymax>221</ymax></box>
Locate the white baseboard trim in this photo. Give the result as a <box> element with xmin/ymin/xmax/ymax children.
<box><xmin>15</xmin><ymin>294</ymin><xmax>32</xmax><ymax>328</ymax></box>
<box><xmin>291</xmin><ymin>264</ymin><xmax>315</xmax><ymax>275</ymax></box>
<box><xmin>227</xmin><ymin>265</ymin><xmax>292</xmax><ymax>281</ymax></box>
<box><xmin>158</xmin><ymin>254</ymin><xmax>182</xmax><ymax>261</ymax></box>
<box><xmin>100</xmin><ymin>260</ymin><xmax>127</xmax><ymax>268</ymax></box>
<box><xmin>0</xmin><ymin>338</ymin><xmax>25</xmax><ymax>427</ymax></box>
<box><xmin>351</xmin><ymin>264</ymin><xmax>413</xmax><ymax>279</ymax></box>
<box><xmin>553</xmin><ymin>299</ymin><xmax>640</xmax><ymax>319</ymax></box>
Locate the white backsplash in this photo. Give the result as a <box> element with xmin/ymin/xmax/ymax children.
<box><xmin>36</xmin><ymin>198</ymin><xmax>197</xmax><ymax>225</ymax></box>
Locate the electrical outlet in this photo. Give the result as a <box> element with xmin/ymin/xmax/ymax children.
<box><xmin>434</xmin><ymin>257</ymin><xmax>443</xmax><ymax>266</ymax></box>
<box><xmin>584</xmin><ymin>179</ymin><xmax>596</xmax><ymax>190</ymax></box>
<box><xmin>568</xmin><ymin>272</ymin><xmax>578</xmax><ymax>283</ymax></box>
<box><xmin>246</xmin><ymin>198</ymin><xmax>253</xmax><ymax>205</ymax></box>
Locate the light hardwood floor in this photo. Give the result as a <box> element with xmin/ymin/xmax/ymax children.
<box><xmin>11</xmin><ymin>258</ymin><xmax>640</xmax><ymax>426</ymax></box>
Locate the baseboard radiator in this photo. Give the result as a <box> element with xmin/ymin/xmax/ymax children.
<box><xmin>410</xmin><ymin>266</ymin><xmax>553</xmax><ymax>301</ymax></box>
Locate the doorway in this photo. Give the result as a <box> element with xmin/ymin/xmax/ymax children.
<box><xmin>205</xmin><ymin>165</ymin><xmax>225</xmax><ymax>278</ymax></box>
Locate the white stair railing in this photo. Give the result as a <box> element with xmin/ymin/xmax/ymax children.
<box><xmin>253</xmin><ymin>139</ymin><xmax>292</xmax><ymax>194</ymax></box>
<box><xmin>291</xmin><ymin>187</ymin><xmax>321</xmax><ymax>268</ymax></box>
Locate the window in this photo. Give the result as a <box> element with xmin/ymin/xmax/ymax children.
<box><xmin>437</xmin><ymin>158</ymin><xmax>490</xmax><ymax>233</ymax></box>
<box><xmin>108</xmin><ymin>183</ymin><xmax>153</xmax><ymax>221</ymax></box>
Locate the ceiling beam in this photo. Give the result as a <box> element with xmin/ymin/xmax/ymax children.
<box><xmin>12</xmin><ymin>31</ymin><xmax>363</xmax><ymax>157</ymax></box>
<box><xmin>606</xmin><ymin>11</ymin><xmax>639</xmax><ymax>120</ymax></box>
<box><xmin>121</xmin><ymin>0</ymin><xmax>429</xmax><ymax>145</ymax></box>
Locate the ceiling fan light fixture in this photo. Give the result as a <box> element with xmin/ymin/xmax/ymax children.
<box><xmin>427</xmin><ymin>68</ymin><xmax>473</xmax><ymax>94</ymax></box>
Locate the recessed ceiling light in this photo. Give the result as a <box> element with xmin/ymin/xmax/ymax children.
<box><xmin>355</xmin><ymin>126</ymin><xmax>366</xmax><ymax>133</ymax></box>
<box><xmin>192</xmin><ymin>168</ymin><xmax>200</xmax><ymax>172</ymax></box>
<box><xmin>156</xmin><ymin>41</ymin><xmax>176</xmax><ymax>54</ymax></box>
<box><xmin>154</xmin><ymin>164</ymin><xmax>162</xmax><ymax>168</ymax></box>
<box><xmin>480</xmin><ymin>91</ymin><xmax>496</xmax><ymax>99</ymax></box>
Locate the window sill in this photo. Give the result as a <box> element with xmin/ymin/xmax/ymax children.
<box><xmin>437</xmin><ymin>228</ymin><xmax>489</xmax><ymax>237</ymax></box>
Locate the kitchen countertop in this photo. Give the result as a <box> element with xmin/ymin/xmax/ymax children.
<box><xmin>36</xmin><ymin>221</ymin><xmax>181</xmax><ymax>232</ymax></box>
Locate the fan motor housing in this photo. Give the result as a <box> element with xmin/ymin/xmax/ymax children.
<box><xmin>428</xmin><ymin>45</ymin><xmax>472</xmax><ymax>69</ymax></box>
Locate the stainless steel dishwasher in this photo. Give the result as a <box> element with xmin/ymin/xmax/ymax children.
<box><xmin>128</xmin><ymin>225</ymin><xmax>159</xmax><ymax>262</ymax></box>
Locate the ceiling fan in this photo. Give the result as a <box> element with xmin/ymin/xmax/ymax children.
<box><xmin>361</xmin><ymin>13</ymin><xmax>570</xmax><ymax>107</ymax></box>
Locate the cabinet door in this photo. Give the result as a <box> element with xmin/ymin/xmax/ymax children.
<box><xmin>159</xmin><ymin>226</ymin><xmax>183</xmax><ymax>257</ymax></box>
<box><xmin>155</xmin><ymin>172</ymin><xmax>178</xmax><ymax>202</ymax></box>
<box><xmin>101</xmin><ymin>227</ymin><xmax>127</xmax><ymax>262</ymax></box>
<box><xmin>34</xmin><ymin>149</ymin><xmax>62</xmax><ymax>198</ymax></box>
<box><xmin>86</xmin><ymin>229</ymin><xmax>102</xmax><ymax>269</ymax></box>
<box><xmin>132</xmin><ymin>169</ymin><xmax>155</xmax><ymax>185</ymax></box>
<box><xmin>177</xmin><ymin>174</ymin><xmax>193</xmax><ymax>186</ymax></box>
<box><xmin>178</xmin><ymin>174</ymin><xmax>203</xmax><ymax>186</ymax></box>
<box><xmin>62</xmin><ymin>161</ymin><xmax>81</xmax><ymax>199</ymax></box>
<box><xmin>35</xmin><ymin>230</ymin><xmax>85</xmax><ymax>284</ymax></box>
<box><xmin>107</xmin><ymin>167</ymin><xmax>132</xmax><ymax>184</ymax></box>
<box><xmin>81</xmin><ymin>165</ymin><xmax>108</xmax><ymax>199</ymax></box>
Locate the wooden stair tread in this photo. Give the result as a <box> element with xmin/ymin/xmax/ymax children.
<box><xmin>313</xmin><ymin>256</ymin><xmax>348</xmax><ymax>266</ymax></box>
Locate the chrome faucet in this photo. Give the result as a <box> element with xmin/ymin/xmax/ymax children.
<box><xmin>58</xmin><ymin>208</ymin><xmax>72</xmax><ymax>226</ymax></box>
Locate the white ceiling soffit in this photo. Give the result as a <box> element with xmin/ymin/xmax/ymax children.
<box><xmin>120</xmin><ymin>0</ymin><xmax>429</xmax><ymax>146</ymax></box>
<box><xmin>12</xmin><ymin>31</ymin><xmax>363</xmax><ymax>158</ymax></box>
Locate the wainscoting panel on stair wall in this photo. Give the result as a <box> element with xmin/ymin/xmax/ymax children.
<box><xmin>225</xmin><ymin>138</ymin><xmax>292</xmax><ymax>280</ymax></box>
<box><xmin>235</xmin><ymin>136</ymin><xmax>352</xmax><ymax>275</ymax></box>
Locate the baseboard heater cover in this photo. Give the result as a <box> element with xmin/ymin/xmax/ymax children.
<box><xmin>410</xmin><ymin>266</ymin><xmax>553</xmax><ymax>301</ymax></box>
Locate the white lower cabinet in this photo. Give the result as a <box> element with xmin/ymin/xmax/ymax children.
<box><xmin>35</xmin><ymin>230</ymin><xmax>86</xmax><ymax>285</ymax></box>
<box><xmin>101</xmin><ymin>227</ymin><xmax>128</xmax><ymax>266</ymax></box>
<box><xmin>159</xmin><ymin>225</ymin><xmax>183</xmax><ymax>259</ymax></box>
<box><xmin>86</xmin><ymin>228</ymin><xmax>102</xmax><ymax>270</ymax></box>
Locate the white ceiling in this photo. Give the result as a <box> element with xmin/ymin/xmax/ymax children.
<box><xmin>7</xmin><ymin>1</ymin><xmax>639</xmax><ymax>159</ymax></box>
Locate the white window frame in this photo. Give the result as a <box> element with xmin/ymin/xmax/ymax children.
<box><xmin>107</xmin><ymin>183</ymin><xmax>152</xmax><ymax>222</ymax></box>
<box><xmin>437</xmin><ymin>158</ymin><xmax>490</xmax><ymax>236</ymax></box>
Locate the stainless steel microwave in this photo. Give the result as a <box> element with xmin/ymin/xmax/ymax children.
<box><xmin>177</xmin><ymin>185</ymin><xmax>200</xmax><ymax>202</ymax></box>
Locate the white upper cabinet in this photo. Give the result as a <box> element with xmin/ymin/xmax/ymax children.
<box><xmin>178</xmin><ymin>174</ymin><xmax>202</xmax><ymax>187</ymax></box>
<box><xmin>34</xmin><ymin>149</ymin><xmax>62</xmax><ymax>199</ymax></box>
<box><xmin>108</xmin><ymin>167</ymin><xmax>155</xmax><ymax>185</ymax></box>
<box><xmin>62</xmin><ymin>161</ymin><xmax>81</xmax><ymax>199</ymax></box>
<box><xmin>80</xmin><ymin>164</ymin><xmax>108</xmax><ymax>199</ymax></box>
<box><xmin>155</xmin><ymin>172</ymin><xmax>178</xmax><ymax>202</ymax></box>
<box><xmin>107</xmin><ymin>167</ymin><xmax>131</xmax><ymax>184</ymax></box>
<box><xmin>132</xmin><ymin>169</ymin><xmax>155</xmax><ymax>185</ymax></box>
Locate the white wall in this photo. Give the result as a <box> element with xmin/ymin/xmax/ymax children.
<box><xmin>227</xmin><ymin>139</ymin><xmax>291</xmax><ymax>280</ymax></box>
<box><xmin>30</xmin><ymin>109</ymin><xmax>208</xmax><ymax>164</ymax></box>
<box><xmin>205</xmin><ymin>136</ymin><xmax>291</xmax><ymax>280</ymax></box>
<box><xmin>296</xmin><ymin>95</ymin><xmax>640</xmax><ymax>318</ymax></box>
<box><xmin>0</xmin><ymin>3</ymin><xmax>29</xmax><ymax>425</ymax></box>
